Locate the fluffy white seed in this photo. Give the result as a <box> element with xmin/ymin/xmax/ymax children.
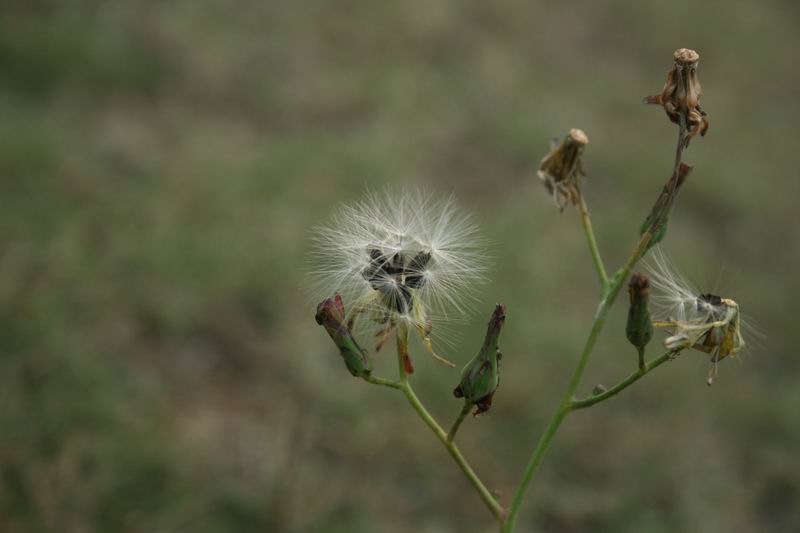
<box><xmin>645</xmin><ymin>248</ymin><xmax>748</xmax><ymax>383</ymax></box>
<box><xmin>307</xmin><ymin>186</ymin><xmax>489</xmax><ymax>347</ymax></box>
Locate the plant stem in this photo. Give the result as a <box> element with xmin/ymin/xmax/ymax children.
<box><xmin>399</xmin><ymin>381</ymin><xmax>505</xmax><ymax>520</ymax></box>
<box><xmin>578</xmin><ymin>194</ymin><xmax>608</xmax><ymax>288</ymax></box>
<box><xmin>503</xmin><ymin>228</ymin><xmax>653</xmax><ymax>532</ymax></box>
<box><xmin>503</xmin><ymin>290</ymin><xmax>611</xmax><ymax>530</ymax></box>
<box><xmin>637</xmin><ymin>346</ymin><xmax>646</xmax><ymax>372</ymax></box>
<box><xmin>569</xmin><ymin>350</ymin><xmax>673</xmax><ymax>410</ymax></box>
<box><xmin>390</xmin><ymin>324</ymin><xmax>505</xmax><ymax>521</ymax></box>
<box><xmin>447</xmin><ymin>403</ymin><xmax>472</xmax><ymax>443</ymax></box>
<box><xmin>503</xmin><ymin>119</ymin><xmax>689</xmax><ymax>532</ymax></box>
<box><xmin>363</xmin><ymin>375</ymin><xmax>403</xmax><ymax>389</ymax></box>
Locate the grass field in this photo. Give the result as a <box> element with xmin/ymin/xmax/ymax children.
<box><xmin>2</xmin><ymin>1</ymin><xmax>799</xmax><ymax>531</ymax></box>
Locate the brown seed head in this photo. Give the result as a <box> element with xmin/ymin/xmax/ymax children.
<box><xmin>673</xmin><ymin>48</ymin><xmax>699</xmax><ymax>64</ymax></box>
<box><xmin>645</xmin><ymin>48</ymin><xmax>709</xmax><ymax>146</ymax></box>
<box><xmin>538</xmin><ymin>128</ymin><xmax>589</xmax><ymax>211</ymax></box>
<box><xmin>568</xmin><ymin>128</ymin><xmax>589</xmax><ymax>146</ymax></box>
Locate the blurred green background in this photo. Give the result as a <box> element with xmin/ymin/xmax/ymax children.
<box><xmin>2</xmin><ymin>1</ymin><xmax>799</xmax><ymax>532</ymax></box>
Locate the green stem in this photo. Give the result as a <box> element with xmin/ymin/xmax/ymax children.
<box><xmin>363</xmin><ymin>375</ymin><xmax>402</xmax><ymax>389</ymax></box>
<box><xmin>447</xmin><ymin>402</ymin><xmax>472</xmax><ymax>443</ymax></box>
<box><xmin>400</xmin><ymin>381</ymin><xmax>505</xmax><ymax>520</ymax></box>
<box><xmin>637</xmin><ymin>346</ymin><xmax>646</xmax><ymax>372</ymax></box>
<box><xmin>503</xmin><ymin>118</ymin><xmax>689</xmax><ymax>531</ymax></box>
<box><xmin>503</xmin><ymin>234</ymin><xmax>651</xmax><ymax>532</ymax></box>
<box><xmin>569</xmin><ymin>350</ymin><xmax>673</xmax><ymax>410</ymax></box>
<box><xmin>578</xmin><ymin>194</ymin><xmax>608</xmax><ymax>288</ymax></box>
<box><xmin>392</xmin><ymin>324</ymin><xmax>505</xmax><ymax>521</ymax></box>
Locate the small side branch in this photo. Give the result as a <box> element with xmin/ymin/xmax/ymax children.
<box><xmin>400</xmin><ymin>382</ymin><xmax>506</xmax><ymax>520</ymax></box>
<box><xmin>447</xmin><ymin>403</ymin><xmax>472</xmax><ymax>443</ymax></box>
<box><xmin>389</xmin><ymin>326</ymin><xmax>505</xmax><ymax>521</ymax></box>
<box><xmin>569</xmin><ymin>350</ymin><xmax>674</xmax><ymax>411</ymax></box>
<box><xmin>362</xmin><ymin>375</ymin><xmax>403</xmax><ymax>389</ymax></box>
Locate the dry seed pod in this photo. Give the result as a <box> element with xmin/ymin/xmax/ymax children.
<box><xmin>538</xmin><ymin>128</ymin><xmax>589</xmax><ymax>211</ymax></box>
<box><xmin>645</xmin><ymin>48</ymin><xmax>709</xmax><ymax>146</ymax></box>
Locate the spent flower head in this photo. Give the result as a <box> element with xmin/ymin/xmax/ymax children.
<box><xmin>645</xmin><ymin>48</ymin><xmax>709</xmax><ymax>147</ymax></box>
<box><xmin>538</xmin><ymin>128</ymin><xmax>589</xmax><ymax>211</ymax></box>
<box><xmin>308</xmin><ymin>186</ymin><xmax>488</xmax><ymax>369</ymax></box>
<box><xmin>647</xmin><ymin>250</ymin><xmax>746</xmax><ymax>385</ymax></box>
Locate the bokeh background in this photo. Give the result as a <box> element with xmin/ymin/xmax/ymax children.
<box><xmin>2</xmin><ymin>1</ymin><xmax>799</xmax><ymax>532</ymax></box>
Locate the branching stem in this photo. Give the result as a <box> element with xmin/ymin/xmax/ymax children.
<box><xmin>398</xmin><ymin>381</ymin><xmax>505</xmax><ymax>520</ymax></box>
<box><xmin>360</xmin><ymin>324</ymin><xmax>506</xmax><ymax>521</ymax></box>
<box><xmin>569</xmin><ymin>350</ymin><xmax>674</xmax><ymax>410</ymax></box>
<box><xmin>503</xmin><ymin>123</ymin><xmax>688</xmax><ymax>532</ymax></box>
<box><xmin>347</xmin><ymin>115</ymin><xmax>691</xmax><ymax>532</ymax></box>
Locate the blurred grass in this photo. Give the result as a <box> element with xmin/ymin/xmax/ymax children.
<box><xmin>1</xmin><ymin>0</ymin><xmax>799</xmax><ymax>531</ymax></box>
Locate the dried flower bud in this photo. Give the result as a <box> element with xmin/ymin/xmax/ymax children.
<box><xmin>316</xmin><ymin>293</ymin><xmax>373</xmax><ymax>378</ymax></box>
<box><xmin>626</xmin><ymin>274</ymin><xmax>653</xmax><ymax>351</ymax></box>
<box><xmin>645</xmin><ymin>48</ymin><xmax>709</xmax><ymax>146</ymax></box>
<box><xmin>453</xmin><ymin>304</ymin><xmax>506</xmax><ymax>415</ymax></box>
<box><xmin>640</xmin><ymin>162</ymin><xmax>693</xmax><ymax>249</ymax></box>
<box><xmin>538</xmin><ymin>128</ymin><xmax>589</xmax><ymax>211</ymax></box>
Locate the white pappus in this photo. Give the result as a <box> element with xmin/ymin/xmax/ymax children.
<box><xmin>307</xmin><ymin>186</ymin><xmax>489</xmax><ymax>368</ymax></box>
<box><xmin>646</xmin><ymin>249</ymin><xmax>747</xmax><ymax>385</ymax></box>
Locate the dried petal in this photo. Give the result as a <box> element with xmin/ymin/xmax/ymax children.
<box><xmin>538</xmin><ymin>129</ymin><xmax>589</xmax><ymax>211</ymax></box>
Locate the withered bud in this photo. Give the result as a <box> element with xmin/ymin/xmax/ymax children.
<box><xmin>316</xmin><ymin>293</ymin><xmax>373</xmax><ymax>378</ymax></box>
<box><xmin>538</xmin><ymin>128</ymin><xmax>589</xmax><ymax>211</ymax></box>
<box><xmin>645</xmin><ymin>48</ymin><xmax>709</xmax><ymax>146</ymax></box>
<box><xmin>640</xmin><ymin>162</ymin><xmax>693</xmax><ymax>249</ymax></box>
<box><xmin>453</xmin><ymin>304</ymin><xmax>506</xmax><ymax>415</ymax></box>
<box><xmin>626</xmin><ymin>274</ymin><xmax>653</xmax><ymax>351</ymax></box>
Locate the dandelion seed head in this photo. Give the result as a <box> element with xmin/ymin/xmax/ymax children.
<box><xmin>307</xmin><ymin>186</ymin><xmax>489</xmax><ymax>347</ymax></box>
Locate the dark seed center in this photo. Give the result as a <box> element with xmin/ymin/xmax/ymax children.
<box><xmin>362</xmin><ymin>248</ymin><xmax>432</xmax><ymax>313</ymax></box>
<box><xmin>698</xmin><ymin>293</ymin><xmax>726</xmax><ymax>321</ymax></box>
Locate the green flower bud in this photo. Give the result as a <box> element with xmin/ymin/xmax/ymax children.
<box><xmin>453</xmin><ymin>304</ymin><xmax>506</xmax><ymax>415</ymax></box>
<box><xmin>626</xmin><ymin>274</ymin><xmax>653</xmax><ymax>351</ymax></box>
<box><xmin>316</xmin><ymin>294</ymin><xmax>372</xmax><ymax>378</ymax></box>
